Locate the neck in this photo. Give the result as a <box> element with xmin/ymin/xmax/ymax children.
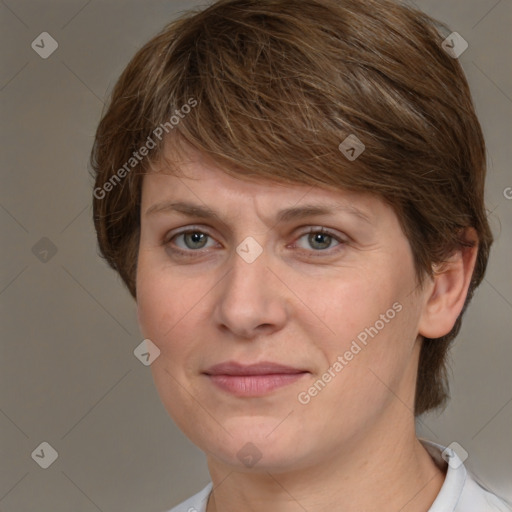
<box><xmin>205</xmin><ymin>409</ymin><xmax>446</xmax><ymax>512</ymax></box>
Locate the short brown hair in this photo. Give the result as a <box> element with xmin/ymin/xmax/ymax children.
<box><xmin>91</xmin><ymin>0</ymin><xmax>493</xmax><ymax>416</ymax></box>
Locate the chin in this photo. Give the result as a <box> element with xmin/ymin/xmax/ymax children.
<box><xmin>202</xmin><ymin>420</ymin><xmax>313</xmax><ymax>472</ymax></box>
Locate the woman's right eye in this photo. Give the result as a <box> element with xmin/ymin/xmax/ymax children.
<box><xmin>166</xmin><ymin>230</ymin><xmax>217</xmax><ymax>252</ymax></box>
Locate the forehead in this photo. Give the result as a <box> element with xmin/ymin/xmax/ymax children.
<box><xmin>143</xmin><ymin>145</ymin><xmax>385</xmax><ymax>221</ymax></box>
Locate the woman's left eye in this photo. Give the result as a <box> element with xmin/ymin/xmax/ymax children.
<box><xmin>294</xmin><ymin>229</ymin><xmax>344</xmax><ymax>252</ymax></box>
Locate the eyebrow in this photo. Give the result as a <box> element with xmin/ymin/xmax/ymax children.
<box><xmin>145</xmin><ymin>200</ymin><xmax>372</xmax><ymax>225</ymax></box>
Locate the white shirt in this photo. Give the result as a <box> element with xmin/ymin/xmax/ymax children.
<box><xmin>167</xmin><ymin>439</ymin><xmax>511</xmax><ymax>511</ymax></box>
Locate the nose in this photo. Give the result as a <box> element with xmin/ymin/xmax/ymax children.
<box><xmin>212</xmin><ymin>246</ymin><xmax>289</xmax><ymax>340</ymax></box>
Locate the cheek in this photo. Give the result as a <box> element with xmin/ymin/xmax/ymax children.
<box><xmin>136</xmin><ymin>259</ymin><xmax>189</xmax><ymax>354</ymax></box>
<box><xmin>136</xmin><ymin>264</ymin><xmax>203</xmax><ymax>419</ymax></box>
<box><xmin>318</xmin><ymin>275</ymin><xmax>392</xmax><ymax>345</ymax></box>
<box><xmin>136</xmin><ymin>271</ymin><xmax>168</xmax><ymax>343</ymax></box>
<box><xmin>316</xmin><ymin>267</ymin><xmax>418</xmax><ymax>381</ymax></box>
<box><xmin>136</xmin><ymin>258</ymin><xmax>215</xmax><ymax>375</ymax></box>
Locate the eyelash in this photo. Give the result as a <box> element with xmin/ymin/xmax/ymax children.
<box><xmin>162</xmin><ymin>226</ymin><xmax>347</xmax><ymax>258</ymax></box>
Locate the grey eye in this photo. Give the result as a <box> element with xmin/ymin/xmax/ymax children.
<box><xmin>177</xmin><ymin>231</ymin><xmax>212</xmax><ymax>250</ymax></box>
<box><xmin>296</xmin><ymin>230</ymin><xmax>341</xmax><ymax>251</ymax></box>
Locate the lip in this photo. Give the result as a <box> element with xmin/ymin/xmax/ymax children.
<box><xmin>203</xmin><ymin>361</ymin><xmax>309</xmax><ymax>397</ymax></box>
<box><xmin>205</xmin><ymin>361</ymin><xmax>307</xmax><ymax>376</ymax></box>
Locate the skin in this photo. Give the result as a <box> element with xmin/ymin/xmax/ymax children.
<box><xmin>136</xmin><ymin>143</ymin><xmax>478</xmax><ymax>512</ymax></box>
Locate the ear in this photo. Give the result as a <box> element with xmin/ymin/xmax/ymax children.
<box><xmin>418</xmin><ymin>228</ymin><xmax>479</xmax><ymax>339</ymax></box>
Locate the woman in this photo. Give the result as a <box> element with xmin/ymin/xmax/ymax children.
<box><xmin>91</xmin><ymin>0</ymin><xmax>510</xmax><ymax>510</ymax></box>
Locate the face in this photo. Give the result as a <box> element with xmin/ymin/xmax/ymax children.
<box><xmin>136</xmin><ymin>146</ymin><xmax>429</xmax><ymax>473</ymax></box>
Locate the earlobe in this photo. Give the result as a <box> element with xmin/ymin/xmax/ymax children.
<box><xmin>418</xmin><ymin>228</ymin><xmax>479</xmax><ymax>339</ymax></box>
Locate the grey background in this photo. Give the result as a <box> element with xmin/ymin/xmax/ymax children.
<box><xmin>1</xmin><ymin>0</ymin><xmax>511</xmax><ymax>511</ymax></box>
